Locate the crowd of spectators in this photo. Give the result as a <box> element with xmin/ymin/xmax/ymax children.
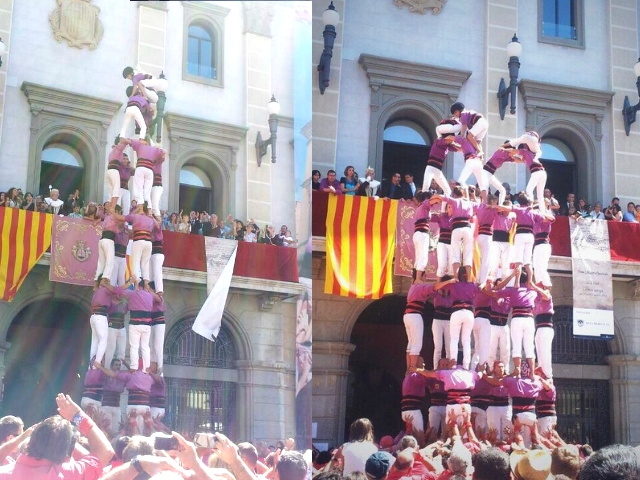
<box><xmin>0</xmin><ymin>392</ymin><xmax>310</xmax><ymax>479</ymax></box>
<box><xmin>0</xmin><ymin>186</ymin><xmax>298</xmax><ymax>247</ymax></box>
<box><xmin>312</xmin><ymin>417</ymin><xmax>640</xmax><ymax>480</ymax></box>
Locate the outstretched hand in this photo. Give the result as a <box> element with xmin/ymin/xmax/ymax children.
<box><xmin>56</xmin><ymin>393</ymin><xmax>81</xmax><ymax>422</ymax></box>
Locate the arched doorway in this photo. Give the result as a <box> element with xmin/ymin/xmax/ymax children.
<box><xmin>163</xmin><ymin>318</ymin><xmax>237</xmax><ymax>439</ymax></box>
<box><xmin>1</xmin><ymin>299</ymin><xmax>90</xmax><ymax>426</ymax></box>
<box><xmin>539</xmin><ymin>138</ymin><xmax>576</xmax><ymax>206</ymax></box>
<box><xmin>345</xmin><ymin>296</ymin><xmax>436</xmax><ymax>439</ymax></box>
<box><xmin>39</xmin><ymin>135</ymin><xmax>87</xmax><ymax>199</ymax></box>
<box><xmin>179</xmin><ymin>164</ymin><xmax>214</xmax><ymax>214</ymax></box>
<box><xmin>382</xmin><ymin>120</ymin><xmax>431</xmax><ymax>189</ymax></box>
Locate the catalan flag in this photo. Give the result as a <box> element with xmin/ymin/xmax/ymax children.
<box><xmin>0</xmin><ymin>209</ymin><xmax>53</xmax><ymax>302</ymax></box>
<box><xmin>325</xmin><ymin>195</ymin><xmax>398</xmax><ymax>299</ymax></box>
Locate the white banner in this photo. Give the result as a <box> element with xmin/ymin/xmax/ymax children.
<box><xmin>192</xmin><ymin>238</ymin><xmax>237</xmax><ymax>341</ymax></box>
<box><xmin>569</xmin><ymin>218</ymin><xmax>614</xmax><ymax>339</ymax></box>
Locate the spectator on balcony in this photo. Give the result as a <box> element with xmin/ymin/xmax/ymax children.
<box><xmin>244</xmin><ymin>223</ymin><xmax>258</xmax><ymax>243</ymax></box>
<box><xmin>589</xmin><ymin>202</ymin><xmax>605</xmax><ymax>220</ymax></box>
<box><xmin>356</xmin><ymin>167</ymin><xmax>382</xmax><ymax>197</ymax></box>
<box><xmin>559</xmin><ymin>192</ymin><xmax>575</xmax><ymax>216</ymax></box>
<box><xmin>380</xmin><ymin>173</ymin><xmax>403</xmax><ymax>200</ymax></box>
<box><xmin>21</xmin><ymin>192</ymin><xmax>35</xmax><ymax>212</ymax></box>
<box><xmin>262</xmin><ymin>225</ymin><xmax>277</xmax><ymax>245</ymax></box>
<box><xmin>623</xmin><ymin>202</ymin><xmax>638</xmax><ymax>222</ymax></box>
<box><xmin>312</xmin><ymin>170</ymin><xmax>321</xmax><ymax>191</ymax></box>
<box><xmin>189</xmin><ymin>211</ymin><xmax>201</xmax><ymax>235</ymax></box>
<box><xmin>340</xmin><ymin>166</ymin><xmax>361</xmax><ymax>196</ymax></box>
<box><xmin>234</xmin><ymin>220</ymin><xmax>245</xmax><ymax>241</ymax></box>
<box><xmin>6</xmin><ymin>188</ymin><xmax>19</xmax><ymax>208</ymax></box>
<box><xmin>576</xmin><ymin>198</ymin><xmax>590</xmax><ymax>218</ymax></box>
<box><xmin>544</xmin><ymin>188</ymin><xmax>560</xmax><ymax>216</ymax></box>
<box><xmin>176</xmin><ymin>212</ymin><xmax>190</xmax><ymax>234</ymax></box>
<box><xmin>635</xmin><ymin>204</ymin><xmax>640</xmax><ymax>222</ymax></box>
<box><xmin>605</xmin><ymin>203</ymin><xmax>623</xmax><ymax>222</ymax></box>
<box><xmin>401</xmin><ymin>173</ymin><xmax>418</xmax><ymax>200</ymax></box>
<box><xmin>283</xmin><ymin>229</ymin><xmax>297</xmax><ymax>247</ymax></box>
<box><xmin>164</xmin><ymin>212</ymin><xmax>178</xmax><ymax>231</ymax></box>
<box><xmin>220</xmin><ymin>220</ymin><xmax>234</xmax><ymax>239</ymax></box>
<box><xmin>319</xmin><ymin>170</ymin><xmax>342</xmax><ymax>194</ymax></box>
<box><xmin>604</xmin><ymin>197</ymin><xmax>621</xmax><ymax>220</ymax></box>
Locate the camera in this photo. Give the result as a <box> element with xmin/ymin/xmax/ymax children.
<box><xmin>154</xmin><ymin>434</ymin><xmax>179</xmax><ymax>451</ymax></box>
<box><xmin>194</xmin><ymin>433</ymin><xmax>220</xmax><ymax>448</ymax></box>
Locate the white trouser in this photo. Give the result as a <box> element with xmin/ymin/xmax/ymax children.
<box><xmin>150</xmin><ymin>323</ymin><xmax>166</xmax><ymax>369</ymax></box>
<box><xmin>436</xmin><ymin>243</ymin><xmax>453</xmax><ymax>277</ymax></box>
<box><xmin>422</xmin><ymin>165</ymin><xmax>451</xmax><ymax>196</ymax></box>
<box><xmin>468</xmin><ymin>117</ymin><xmax>488</xmax><ymax>145</ymax></box>
<box><xmin>151</xmin><ymin>407</ymin><xmax>166</xmax><ymax>421</ymax></box>
<box><xmin>105</xmin><ymin>326</ymin><xmax>127</xmax><ymax>368</ymax></box>
<box><xmin>526</xmin><ymin>170</ymin><xmax>547</xmax><ymax>213</ymax></box>
<box><xmin>106</xmin><ymin>170</ymin><xmax>121</xmax><ymax>199</ymax></box>
<box><xmin>127</xmin><ymin>405</ymin><xmax>150</xmax><ymax>435</ymax></box>
<box><xmin>492</xmin><ymin>241</ymin><xmax>512</xmax><ymax>280</ymax></box>
<box><xmin>513</xmin><ymin>233</ymin><xmax>534</xmax><ymax>266</ymax></box>
<box><xmin>403</xmin><ymin>313</ymin><xmax>424</xmax><ymax>355</ymax></box>
<box><xmin>121</xmin><ymin>105</ymin><xmax>147</xmax><ymax>140</ymax></box>
<box><xmin>512</xmin><ymin>411</ymin><xmax>537</xmax><ymax>449</ymax></box>
<box><xmin>471</xmin><ymin>407</ymin><xmax>487</xmax><ymax>433</ymax></box>
<box><xmin>100</xmin><ymin>405</ymin><xmax>123</xmax><ymax>435</ymax></box>
<box><xmin>151</xmin><ymin>185</ymin><xmax>163</xmax><ymax>217</ymax></box>
<box><xmin>95</xmin><ymin>238</ymin><xmax>115</xmax><ymax>282</ymax></box>
<box><xmin>535</xmin><ymin>326</ymin><xmax>554</xmax><ymax>379</ymax></box>
<box><xmin>458</xmin><ymin>158</ymin><xmax>487</xmax><ymax>190</ymax></box>
<box><xmin>140</xmin><ymin>79</ymin><xmax>161</xmax><ymax>104</ymax></box>
<box><xmin>413</xmin><ymin>231</ymin><xmax>430</xmax><ymax>272</ymax></box>
<box><xmin>150</xmin><ymin>253</ymin><xmax>164</xmax><ymax>293</ymax></box>
<box><xmin>113</xmin><ymin>257</ymin><xmax>127</xmax><ymax>287</ymax></box>
<box><xmin>131</xmin><ymin>239</ymin><xmax>152</xmax><ymax>281</ymax></box>
<box><xmin>446</xmin><ymin>403</ymin><xmax>471</xmax><ymax>427</ymax></box>
<box><xmin>90</xmin><ymin>314</ymin><xmax>109</xmax><ymax>365</ymax></box>
<box><xmin>401</xmin><ymin>409</ymin><xmax>424</xmax><ymax>434</ymax></box>
<box><xmin>129</xmin><ymin>324</ymin><xmax>151</xmax><ymax>372</ymax></box>
<box><xmin>511</xmin><ymin>317</ymin><xmax>535</xmax><ymax>359</ymax></box>
<box><xmin>537</xmin><ymin>415</ymin><xmax>557</xmax><ymax>436</ymax></box>
<box><xmin>449</xmin><ymin>309</ymin><xmax>474</xmax><ymax>369</ymax></box>
<box><xmin>429</xmin><ymin>405</ymin><xmax>446</xmax><ymax>434</ymax></box>
<box><xmin>432</xmin><ymin>319</ymin><xmax>451</xmax><ymax>367</ymax></box>
<box><xmin>133</xmin><ymin>166</ymin><xmax>153</xmax><ymax>205</ymax></box>
<box><xmin>81</xmin><ymin>397</ymin><xmax>102</xmax><ymax>411</ymax></box>
<box><xmin>488</xmin><ymin>324</ymin><xmax>511</xmax><ymax>367</ymax></box>
<box><xmin>533</xmin><ymin>243</ymin><xmax>552</xmax><ymax>286</ymax></box>
<box><xmin>119</xmin><ymin>188</ymin><xmax>131</xmax><ymax>214</ymax></box>
<box><xmin>451</xmin><ymin>226</ymin><xmax>474</xmax><ymax>267</ymax></box>
<box><xmin>477</xmin><ymin>234</ymin><xmax>493</xmax><ymax>284</ymax></box>
<box><xmin>472</xmin><ymin>316</ymin><xmax>491</xmax><ymax>370</ymax></box>
<box><xmin>486</xmin><ymin>405</ymin><xmax>512</xmax><ymax>441</ymax></box>
<box><xmin>483</xmin><ymin>171</ymin><xmax>506</xmax><ymax>205</ymax></box>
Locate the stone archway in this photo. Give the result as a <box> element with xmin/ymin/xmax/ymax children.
<box><xmin>1</xmin><ymin>298</ymin><xmax>91</xmax><ymax>426</ymax></box>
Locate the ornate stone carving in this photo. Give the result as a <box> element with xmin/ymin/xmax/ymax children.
<box><xmin>49</xmin><ymin>0</ymin><xmax>104</xmax><ymax>50</ymax></box>
<box><xmin>394</xmin><ymin>0</ymin><xmax>447</xmax><ymax>15</ymax></box>
<box><xmin>243</xmin><ymin>2</ymin><xmax>276</xmax><ymax>37</ymax></box>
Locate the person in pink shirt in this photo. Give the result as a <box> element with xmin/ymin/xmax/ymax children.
<box><xmin>490</xmin><ymin>202</ymin><xmax>515</xmax><ymax>281</ymax></box>
<box><xmin>124</xmin><ymin>368</ymin><xmax>155</xmax><ymax>435</ymax></box>
<box><xmin>475</xmin><ymin>197</ymin><xmax>498</xmax><ymax>285</ymax></box>
<box><xmin>472</xmin><ymin>279</ymin><xmax>494</xmax><ymax>371</ymax></box>
<box><xmin>94</xmin><ymin>205</ymin><xmax>124</xmax><ymax>287</ymax></box>
<box><xmin>119</xmin><ymin>152</ymin><xmax>135</xmax><ymax>215</ymax></box>
<box><xmin>484</xmin><ymin>360</ymin><xmax>512</xmax><ymax>443</ymax></box>
<box><xmin>487</xmin><ymin>282</ymin><xmax>511</xmax><ymax>368</ymax></box>
<box><xmin>532</xmin><ymin>204</ymin><xmax>554</xmax><ymax>287</ymax></box>
<box><xmin>431</xmin><ymin>276</ymin><xmax>453</xmax><ymax>369</ymax></box>
<box><xmin>420</xmin><ymin>118</ymin><xmax>461</xmax><ymax>195</ymax></box>
<box><xmin>149</xmin><ymin>281</ymin><xmax>165</xmax><ymax>371</ymax></box>
<box><xmin>533</xmin><ymin>283</ymin><xmax>554</xmax><ymax>379</ymax></box>
<box><xmin>105</xmin><ymin>295</ymin><xmax>128</xmax><ymax>369</ymax></box>
<box><xmin>412</xmin><ymin>192</ymin><xmax>432</xmax><ymax>282</ymax></box>
<box><xmin>148</xmin><ymin>363</ymin><xmax>166</xmax><ymax>428</ymax></box>
<box><xmin>120</xmin><ymin>86</ymin><xmax>152</xmax><ymax>141</ymax></box>
<box><xmin>430</xmin><ymin>202</ymin><xmax>454</xmax><ymax>281</ymax></box>
<box><xmin>150</xmin><ymin>150</ymin><xmax>164</xmax><ymax>217</ymax></box>
<box><xmin>150</xmin><ymin>224</ymin><xmax>164</xmax><ymax>295</ymax></box>
<box><xmin>501</xmin><ymin>371</ymin><xmax>542</xmax><ymax>448</ymax></box>
<box><xmin>129</xmin><ymin>138</ymin><xmax>166</xmax><ymax>206</ymax></box>
<box><xmin>93</xmin><ymin>358</ymin><xmax>131</xmax><ymax>437</ymax></box>
<box><xmin>534</xmin><ymin>367</ymin><xmax>557</xmax><ymax>436</ymax></box>
<box><xmin>106</xmin><ymin>137</ymin><xmax>131</xmax><ymax>212</ymax></box>
<box><xmin>80</xmin><ymin>367</ymin><xmax>104</xmax><ymax>416</ymax></box>
<box><xmin>451</xmin><ymin>102</ymin><xmax>488</xmax><ymax>156</ymax></box>
<box><xmin>89</xmin><ymin>277</ymin><xmax>127</xmax><ymax>369</ymax></box>
<box><xmin>481</xmin><ymin>147</ymin><xmax>512</xmax><ymax>206</ymax></box>
<box><xmin>112</xmin><ymin>218</ymin><xmax>131</xmax><ymax>287</ymax></box>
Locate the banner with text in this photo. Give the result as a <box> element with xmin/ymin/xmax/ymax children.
<box><xmin>569</xmin><ymin>218</ymin><xmax>614</xmax><ymax>339</ymax></box>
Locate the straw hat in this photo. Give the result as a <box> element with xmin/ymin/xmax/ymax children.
<box><xmin>510</xmin><ymin>449</ymin><xmax>553</xmax><ymax>480</ymax></box>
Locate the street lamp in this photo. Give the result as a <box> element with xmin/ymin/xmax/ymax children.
<box><xmin>317</xmin><ymin>2</ymin><xmax>339</xmax><ymax>94</ymax></box>
<box><xmin>497</xmin><ymin>34</ymin><xmax>522</xmax><ymax>120</ymax></box>
<box><xmin>152</xmin><ymin>71</ymin><xmax>168</xmax><ymax>143</ymax></box>
<box><xmin>622</xmin><ymin>58</ymin><xmax>640</xmax><ymax>136</ymax></box>
<box><xmin>255</xmin><ymin>95</ymin><xmax>280</xmax><ymax>166</ymax></box>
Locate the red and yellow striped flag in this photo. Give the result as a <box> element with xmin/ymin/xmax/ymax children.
<box><xmin>0</xmin><ymin>209</ymin><xmax>53</xmax><ymax>302</ymax></box>
<box><xmin>325</xmin><ymin>195</ymin><xmax>398</xmax><ymax>299</ymax></box>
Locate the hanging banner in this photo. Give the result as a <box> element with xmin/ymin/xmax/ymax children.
<box><xmin>296</xmin><ymin>277</ymin><xmax>312</xmax><ymax>450</ymax></box>
<box><xmin>49</xmin><ymin>216</ymin><xmax>102</xmax><ymax>286</ymax></box>
<box><xmin>569</xmin><ymin>217</ymin><xmax>614</xmax><ymax>339</ymax></box>
<box><xmin>192</xmin><ymin>237</ymin><xmax>237</xmax><ymax>341</ymax></box>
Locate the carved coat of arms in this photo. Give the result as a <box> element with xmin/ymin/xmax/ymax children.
<box><xmin>50</xmin><ymin>0</ymin><xmax>104</xmax><ymax>50</ymax></box>
<box><xmin>395</xmin><ymin>0</ymin><xmax>447</xmax><ymax>15</ymax></box>
<box><xmin>72</xmin><ymin>240</ymin><xmax>91</xmax><ymax>262</ymax></box>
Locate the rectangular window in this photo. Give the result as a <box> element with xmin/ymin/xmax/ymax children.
<box><xmin>538</xmin><ymin>0</ymin><xmax>584</xmax><ymax>48</ymax></box>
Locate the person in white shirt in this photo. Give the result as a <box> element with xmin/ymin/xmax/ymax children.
<box><xmin>45</xmin><ymin>188</ymin><xmax>65</xmax><ymax>215</ymax></box>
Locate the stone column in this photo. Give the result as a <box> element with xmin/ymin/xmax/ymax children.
<box><xmin>244</xmin><ymin>2</ymin><xmax>275</xmax><ymax>225</ymax></box>
<box><xmin>235</xmin><ymin>360</ymin><xmax>254</xmax><ymax>442</ymax></box>
<box><xmin>312</xmin><ymin>341</ymin><xmax>355</xmax><ymax>446</ymax></box>
<box><xmin>0</xmin><ymin>0</ymin><xmax>14</xmax><ymax>147</ymax></box>
<box><xmin>607</xmin><ymin>354</ymin><xmax>640</xmax><ymax>445</ymax></box>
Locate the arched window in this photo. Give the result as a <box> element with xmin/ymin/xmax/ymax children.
<box><xmin>179</xmin><ymin>164</ymin><xmax>213</xmax><ymax>214</ymax></box>
<box><xmin>40</xmin><ymin>137</ymin><xmax>86</xmax><ymax>198</ymax></box>
<box><xmin>187</xmin><ymin>23</ymin><xmax>216</xmax><ymax>79</ymax></box>
<box><xmin>164</xmin><ymin>319</ymin><xmax>236</xmax><ymax>438</ymax></box>
<box><xmin>540</xmin><ymin>137</ymin><xmax>576</xmax><ymax>206</ymax></box>
<box><xmin>382</xmin><ymin>119</ymin><xmax>432</xmax><ymax>188</ymax></box>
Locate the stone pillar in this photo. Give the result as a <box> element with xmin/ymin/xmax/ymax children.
<box><xmin>0</xmin><ymin>0</ymin><xmax>14</xmax><ymax>147</ymax></box>
<box><xmin>485</xmin><ymin>0</ymin><xmax>520</xmax><ymax>190</ymax></box>
<box><xmin>311</xmin><ymin>0</ymin><xmax>344</xmax><ymax>174</ymax></box>
<box><xmin>607</xmin><ymin>355</ymin><xmax>640</xmax><ymax>445</ymax></box>
<box><xmin>312</xmin><ymin>341</ymin><xmax>355</xmax><ymax>446</ymax></box>
<box><xmin>244</xmin><ymin>2</ymin><xmax>275</xmax><ymax>225</ymax></box>
<box><xmin>235</xmin><ymin>361</ymin><xmax>255</xmax><ymax>442</ymax></box>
